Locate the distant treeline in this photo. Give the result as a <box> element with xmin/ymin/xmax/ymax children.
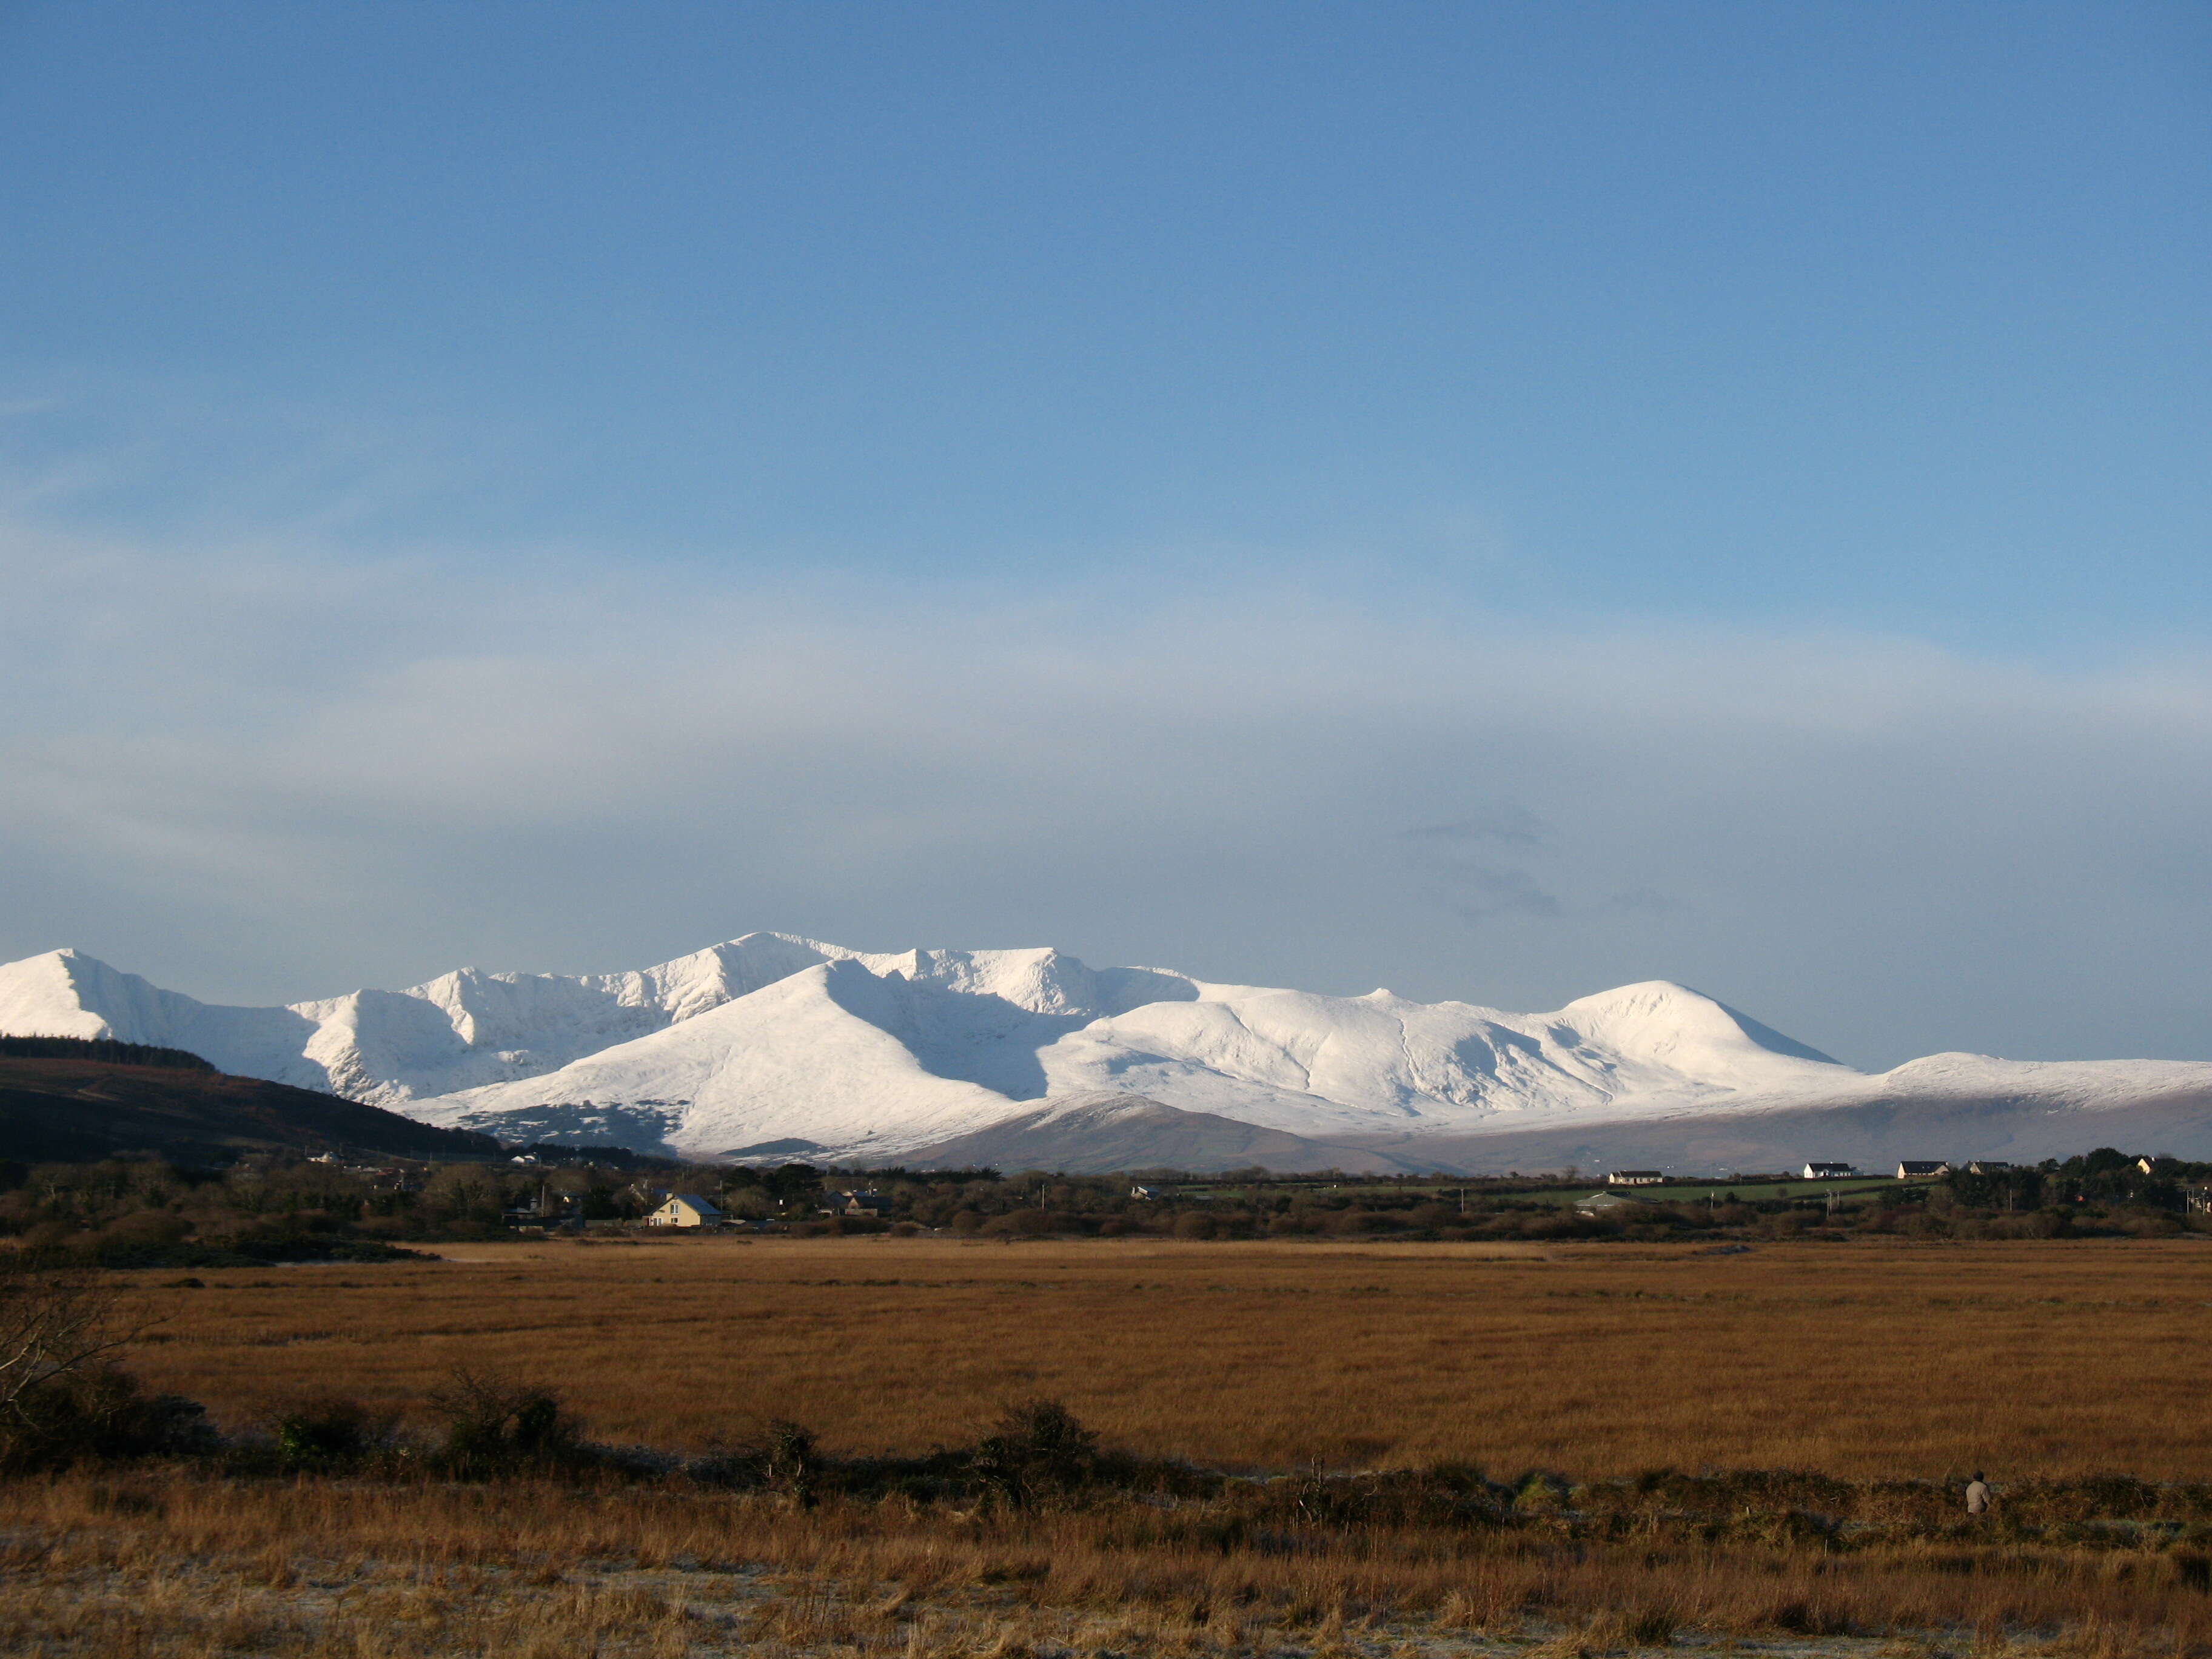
<box><xmin>4</xmin><ymin>1143</ymin><xmax>2209</xmax><ymax>1266</ymax></box>
<box><xmin>0</xmin><ymin>1035</ymin><xmax>215</xmax><ymax>1073</ymax></box>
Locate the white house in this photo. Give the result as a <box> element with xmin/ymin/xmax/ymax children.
<box><xmin>1895</xmin><ymin>1161</ymin><xmax>1950</xmax><ymax>1179</ymax></box>
<box><xmin>1802</xmin><ymin>1162</ymin><xmax>1855</xmax><ymax>1180</ymax></box>
<box><xmin>1606</xmin><ymin>1170</ymin><xmax>1664</xmax><ymax>1187</ymax></box>
<box><xmin>646</xmin><ymin>1194</ymin><xmax>725</xmax><ymax>1228</ymax></box>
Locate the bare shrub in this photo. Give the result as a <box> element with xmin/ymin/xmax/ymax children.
<box><xmin>766</xmin><ymin>1419</ymin><xmax>820</xmax><ymax>1504</ymax></box>
<box><xmin>0</xmin><ymin>1266</ymin><xmax>210</xmax><ymax>1470</ymax></box>
<box><xmin>974</xmin><ymin>1398</ymin><xmax>1101</xmax><ymax>1505</ymax></box>
<box><xmin>0</xmin><ymin>1267</ymin><xmax>133</xmax><ymax>1419</ymax></box>
<box><xmin>269</xmin><ymin>1395</ymin><xmax>397</xmax><ymax>1470</ymax></box>
<box><xmin>425</xmin><ymin>1366</ymin><xmax>579</xmax><ymax>1476</ymax></box>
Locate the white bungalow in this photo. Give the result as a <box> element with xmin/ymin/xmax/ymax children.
<box><xmin>1606</xmin><ymin>1170</ymin><xmax>1665</xmax><ymax>1186</ymax></box>
<box><xmin>1895</xmin><ymin>1161</ymin><xmax>1950</xmax><ymax>1179</ymax></box>
<box><xmin>1802</xmin><ymin>1162</ymin><xmax>1855</xmax><ymax>1180</ymax></box>
<box><xmin>646</xmin><ymin>1194</ymin><xmax>726</xmax><ymax>1228</ymax></box>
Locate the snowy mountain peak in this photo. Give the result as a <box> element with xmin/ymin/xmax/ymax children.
<box><xmin>1554</xmin><ymin>980</ymin><xmax>1843</xmax><ymax>1068</ymax></box>
<box><xmin>0</xmin><ymin>948</ymin><xmax>145</xmax><ymax>1042</ymax></box>
<box><xmin>6</xmin><ymin>936</ymin><xmax>2208</xmax><ymax>1170</ymax></box>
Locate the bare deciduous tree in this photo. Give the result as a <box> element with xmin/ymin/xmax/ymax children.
<box><xmin>0</xmin><ymin>1269</ymin><xmax>135</xmax><ymax>1427</ymax></box>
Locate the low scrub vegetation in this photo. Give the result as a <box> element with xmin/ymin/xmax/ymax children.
<box><xmin>5</xmin><ymin>1354</ymin><xmax>2212</xmax><ymax>1655</ymax></box>
<box><xmin>3</xmin><ymin>1145</ymin><xmax>2207</xmax><ymax>1269</ymax></box>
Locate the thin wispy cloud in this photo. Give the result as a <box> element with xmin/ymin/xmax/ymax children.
<box><xmin>5</xmin><ymin>491</ymin><xmax>2212</xmax><ymax>1071</ymax></box>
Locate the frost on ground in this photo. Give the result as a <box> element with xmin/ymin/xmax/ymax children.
<box><xmin>0</xmin><ymin>1550</ymin><xmax>2085</xmax><ymax>1659</ymax></box>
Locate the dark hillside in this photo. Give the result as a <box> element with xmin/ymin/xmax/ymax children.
<box><xmin>0</xmin><ymin>1050</ymin><xmax>500</xmax><ymax>1164</ymax></box>
<box><xmin>0</xmin><ymin>1034</ymin><xmax>215</xmax><ymax>1070</ymax></box>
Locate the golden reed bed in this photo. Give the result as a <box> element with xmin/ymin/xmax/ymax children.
<box><xmin>116</xmin><ymin>1235</ymin><xmax>2212</xmax><ymax>1480</ymax></box>
<box><xmin>7</xmin><ymin>1471</ymin><xmax>2210</xmax><ymax>1658</ymax></box>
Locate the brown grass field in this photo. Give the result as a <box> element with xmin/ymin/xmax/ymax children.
<box><xmin>116</xmin><ymin>1235</ymin><xmax>2212</xmax><ymax>1480</ymax></box>
<box><xmin>7</xmin><ymin>1467</ymin><xmax>2211</xmax><ymax>1658</ymax></box>
<box><xmin>6</xmin><ymin>1236</ymin><xmax>2210</xmax><ymax>1656</ymax></box>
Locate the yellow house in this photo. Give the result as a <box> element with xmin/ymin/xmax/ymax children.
<box><xmin>647</xmin><ymin>1194</ymin><xmax>725</xmax><ymax>1228</ymax></box>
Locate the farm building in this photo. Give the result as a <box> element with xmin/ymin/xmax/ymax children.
<box><xmin>1802</xmin><ymin>1162</ymin><xmax>1855</xmax><ymax>1180</ymax></box>
<box><xmin>1895</xmin><ymin>1161</ymin><xmax>1950</xmax><ymax>1178</ymax></box>
<box><xmin>646</xmin><ymin>1194</ymin><xmax>725</xmax><ymax>1228</ymax></box>
<box><xmin>831</xmin><ymin>1191</ymin><xmax>893</xmax><ymax>1218</ymax></box>
<box><xmin>1606</xmin><ymin>1170</ymin><xmax>1664</xmax><ymax>1186</ymax></box>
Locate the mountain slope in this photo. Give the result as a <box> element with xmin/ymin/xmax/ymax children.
<box><xmin>0</xmin><ymin>936</ymin><xmax>878</xmax><ymax>1104</ymax></box>
<box><xmin>898</xmin><ymin>1093</ymin><xmax>1421</xmax><ymax>1175</ymax></box>
<box><xmin>405</xmin><ymin>960</ymin><xmax>1035</xmax><ymax>1161</ymax></box>
<box><xmin>7</xmin><ymin>937</ymin><xmax>2211</xmax><ymax>1170</ymax></box>
<box><xmin>1022</xmin><ymin>979</ymin><xmax>1854</xmax><ymax>1136</ymax></box>
<box><xmin>0</xmin><ymin>1042</ymin><xmax>502</xmax><ymax>1164</ymax></box>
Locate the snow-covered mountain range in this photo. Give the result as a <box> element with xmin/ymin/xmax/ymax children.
<box><xmin>5</xmin><ymin>935</ymin><xmax>2210</xmax><ymax>1171</ymax></box>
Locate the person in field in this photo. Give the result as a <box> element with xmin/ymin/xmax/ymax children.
<box><xmin>1966</xmin><ymin>1472</ymin><xmax>1992</xmax><ymax>1515</ymax></box>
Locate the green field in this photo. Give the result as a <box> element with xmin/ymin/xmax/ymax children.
<box><xmin>1541</xmin><ymin>1175</ymin><xmax>1934</xmax><ymax>1205</ymax></box>
<box><xmin>1178</xmin><ymin>1175</ymin><xmax>1934</xmax><ymax>1207</ymax></box>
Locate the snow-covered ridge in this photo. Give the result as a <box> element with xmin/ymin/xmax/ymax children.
<box><xmin>4</xmin><ymin>936</ymin><xmax>2207</xmax><ymax>1167</ymax></box>
<box><xmin>0</xmin><ymin>934</ymin><xmax>861</xmax><ymax>1102</ymax></box>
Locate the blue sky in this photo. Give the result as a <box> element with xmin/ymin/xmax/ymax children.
<box><xmin>2</xmin><ymin>2</ymin><xmax>2209</xmax><ymax>1066</ymax></box>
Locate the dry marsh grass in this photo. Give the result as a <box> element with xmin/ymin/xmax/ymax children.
<box><xmin>7</xmin><ymin>1237</ymin><xmax>2212</xmax><ymax>1654</ymax></box>
<box><xmin>3</xmin><ymin>1472</ymin><xmax>2211</xmax><ymax>1658</ymax></box>
<box><xmin>113</xmin><ymin>1236</ymin><xmax>2212</xmax><ymax>1480</ymax></box>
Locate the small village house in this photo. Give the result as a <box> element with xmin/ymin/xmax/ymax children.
<box><xmin>830</xmin><ymin>1190</ymin><xmax>893</xmax><ymax>1218</ymax></box>
<box><xmin>1802</xmin><ymin>1162</ymin><xmax>1855</xmax><ymax>1180</ymax></box>
<box><xmin>1606</xmin><ymin>1170</ymin><xmax>1664</xmax><ymax>1186</ymax></box>
<box><xmin>1895</xmin><ymin>1161</ymin><xmax>1949</xmax><ymax>1179</ymax></box>
<box><xmin>647</xmin><ymin>1194</ymin><xmax>725</xmax><ymax>1228</ymax></box>
<box><xmin>1967</xmin><ymin>1160</ymin><xmax>2012</xmax><ymax>1175</ymax></box>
